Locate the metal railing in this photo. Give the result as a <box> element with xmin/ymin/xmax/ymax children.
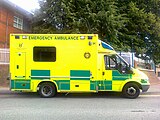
<box><xmin>0</xmin><ymin>48</ymin><xmax>9</xmax><ymax>64</ymax></box>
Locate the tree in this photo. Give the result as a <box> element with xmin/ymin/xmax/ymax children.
<box><xmin>32</xmin><ymin>0</ymin><xmax>160</xmax><ymax>64</ymax></box>
<box><xmin>117</xmin><ymin>0</ymin><xmax>160</xmax><ymax>64</ymax></box>
<box><xmin>33</xmin><ymin>0</ymin><xmax>127</xmax><ymax>47</ymax></box>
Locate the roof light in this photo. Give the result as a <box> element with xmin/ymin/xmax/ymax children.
<box><xmin>80</xmin><ymin>36</ymin><xmax>85</xmax><ymax>40</ymax></box>
<box><xmin>15</xmin><ymin>36</ymin><xmax>20</xmax><ymax>39</ymax></box>
<box><xmin>88</xmin><ymin>36</ymin><xmax>93</xmax><ymax>40</ymax></box>
<box><xmin>22</xmin><ymin>36</ymin><xmax>27</xmax><ymax>39</ymax></box>
<box><xmin>101</xmin><ymin>41</ymin><xmax>114</xmax><ymax>50</ymax></box>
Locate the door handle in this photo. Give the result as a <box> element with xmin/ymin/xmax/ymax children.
<box><xmin>102</xmin><ymin>72</ymin><xmax>105</xmax><ymax>75</ymax></box>
<box><xmin>17</xmin><ymin>65</ymin><xmax>19</xmax><ymax>69</ymax></box>
<box><xmin>75</xmin><ymin>85</ymin><xmax>79</xmax><ymax>87</ymax></box>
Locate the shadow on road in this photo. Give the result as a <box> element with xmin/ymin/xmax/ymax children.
<box><xmin>0</xmin><ymin>91</ymin><xmax>127</xmax><ymax>99</ymax></box>
<box><xmin>1</xmin><ymin>84</ymin><xmax>160</xmax><ymax>99</ymax></box>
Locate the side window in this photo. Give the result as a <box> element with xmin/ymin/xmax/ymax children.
<box><xmin>104</xmin><ymin>55</ymin><xmax>128</xmax><ymax>74</ymax></box>
<box><xmin>33</xmin><ymin>47</ymin><xmax>56</xmax><ymax>62</ymax></box>
<box><xmin>104</xmin><ymin>55</ymin><xmax>117</xmax><ymax>70</ymax></box>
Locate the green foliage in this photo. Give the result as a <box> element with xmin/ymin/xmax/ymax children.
<box><xmin>33</xmin><ymin>0</ymin><xmax>127</xmax><ymax>41</ymax></box>
<box><xmin>32</xmin><ymin>0</ymin><xmax>160</xmax><ymax>64</ymax></box>
<box><xmin>117</xmin><ymin>0</ymin><xmax>160</xmax><ymax>64</ymax></box>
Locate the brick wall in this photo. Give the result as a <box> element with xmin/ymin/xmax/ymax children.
<box><xmin>0</xmin><ymin>6</ymin><xmax>12</xmax><ymax>48</ymax></box>
<box><xmin>0</xmin><ymin>64</ymin><xmax>9</xmax><ymax>87</ymax></box>
<box><xmin>0</xmin><ymin>5</ymin><xmax>31</xmax><ymax>48</ymax></box>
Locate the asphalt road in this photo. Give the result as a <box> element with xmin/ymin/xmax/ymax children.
<box><xmin>0</xmin><ymin>85</ymin><xmax>160</xmax><ymax>120</ymax></box>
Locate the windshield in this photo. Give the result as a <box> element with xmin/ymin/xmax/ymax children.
<box><xmin>117</xmin><ymin>54</ymin><xmax>130</xmax><ymax>67</ymax></box>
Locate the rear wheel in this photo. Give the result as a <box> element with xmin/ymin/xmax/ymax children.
<box><xmin>39</xmin><ymin>83</ymin><xmax>56</xmax><ymax>98</ymax></box>
<box><xmin>122</xmin><ymin>83</ymin><xmax>140</xmax><ymax>99</ymax></box>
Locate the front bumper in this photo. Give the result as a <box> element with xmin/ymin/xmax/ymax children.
<box><xmin>141</xmin><ymin>85</ymin><xmax>150</xmax><ymax>92</ymax></box>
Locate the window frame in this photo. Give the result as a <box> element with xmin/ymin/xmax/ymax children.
<box><xmin>33</xmin><ymin>46</ymin><xmax>56</xmax><ymax>62</ymax></box>
<box><xmin>104</xmin><ymin>54</ymin><xmax>129</xmax><ymax>74</ymax></box>
<box><xmin>13</xmin><ymin>16</ymin><xmax>23</xmax><ymax>30</ymax></box>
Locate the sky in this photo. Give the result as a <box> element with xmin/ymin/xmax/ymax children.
<box><xmin>8</xmin><ymin>0</ymin><xmax>40</xmax><ymax>13</ymax></box>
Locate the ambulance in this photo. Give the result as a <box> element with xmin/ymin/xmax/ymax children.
<box><xmin>9</xmin><ymin>34</ymin><xmax>150</xmax><ymax>98</ymax></box>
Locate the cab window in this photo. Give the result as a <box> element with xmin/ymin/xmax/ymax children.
<box><xmin>104</xmin><ymin>55</ymin><xmax>128</xmax><ymax>74</ymax></box>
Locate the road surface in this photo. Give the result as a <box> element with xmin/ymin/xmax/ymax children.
<box><xmin>0</xmin><ymin>84</ymin><xmax>160</xmax><ymax>120</ymax></box>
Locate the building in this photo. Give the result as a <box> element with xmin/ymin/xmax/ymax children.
<box><xmin>0</xmin><ymin>0</ymin><xmax>32</xmax><ymax>86</ymax></box>
<box><xmin>0</xmin><ymin>0</ymin><xmax>32</xmax><ymax>48</ymax></box>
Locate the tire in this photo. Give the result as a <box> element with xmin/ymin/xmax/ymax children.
<box><xmin>39</xmin><ymin>83</ymin><xmax>56</xmax><ymax>98</ymax></box>
<box><xmin>122</xmin><ymin>83</ymin><xmax>140</xmax><ymax>99</ymax></box>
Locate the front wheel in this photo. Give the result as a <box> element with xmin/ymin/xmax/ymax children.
<box><xmin>39</xmin><ymin>83</ymin><xmax>56</xmax><ymax>98</ymax></box>
<box><xmin>122</xmin><ymin>83</ymin><xmax>140</xmax><ymax>99</ymax></box>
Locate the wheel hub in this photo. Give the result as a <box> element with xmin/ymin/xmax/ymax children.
<box><xmin>127</xmin><ymin>87</ymin><xmax>136</xmax><ymax>95</ymax></box>
<box><xmin>42</xmin><ymin>86</ymin><xmax>52</xmax><ymax>96</ymax></box>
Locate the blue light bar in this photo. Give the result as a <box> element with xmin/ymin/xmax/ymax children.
<box><xmin>101</xmin><ymin>41</ymin><xmax>114</xmax><ymax>50</ymax></box>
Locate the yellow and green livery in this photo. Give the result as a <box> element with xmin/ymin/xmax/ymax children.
<box><xmin>10</xmin><ymin>34</ymin><xmax>150</xmax><ymax>98</ymax></box>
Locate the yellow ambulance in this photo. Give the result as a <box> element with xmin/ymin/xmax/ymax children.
<box><xmin>10</xmin><ymin>34</ymin><xmax>150</xmax><ymax>98</ymax></box>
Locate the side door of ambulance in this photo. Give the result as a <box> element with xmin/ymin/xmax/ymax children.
<box><xmin>14</xmin><ymin>52</ymin><xmax>26</xmax><ymax>78</ymax></box>
<box><xmin>100</xmin><ymin>55</ymin><xmax>112</xmax><ymax>91</ymax></box>
<box><xmin>98</xmin><ymin>53</ymin><xmax>112</xmax><ymax>91</ymax></box>
<box><xmin>12</xmin><ymin>52</ymin><xmax>30</xmax><ymax>90</ymax></box>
